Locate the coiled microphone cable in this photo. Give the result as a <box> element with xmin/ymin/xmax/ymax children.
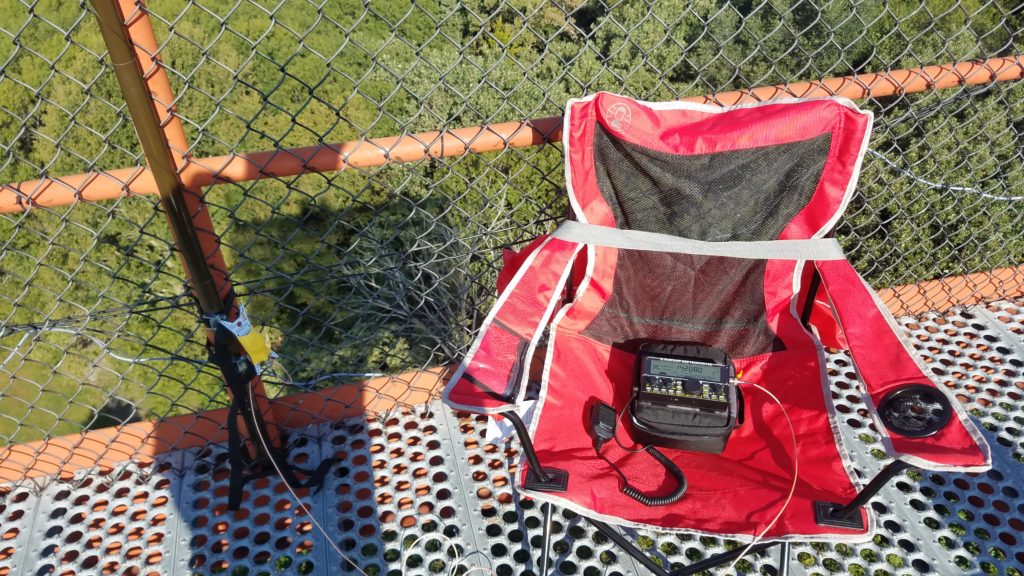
<box><xmin>589</xmin><ymin>400</ymin><xmax>687</xmax><ymax>506</ymax></box>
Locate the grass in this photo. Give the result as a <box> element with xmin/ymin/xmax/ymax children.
<box><xmin>0</xmin><ymin>323</ymin><xmax>226</xmax><ymax>446</ymax></box>
<box><xmin>0</xmin><ymin>354</ymin><xmax>113</xmax><ymax>442</ymax></box>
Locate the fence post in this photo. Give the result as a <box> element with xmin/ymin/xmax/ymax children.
<box><xmin>90</xmin><ymin>0</ymin><xmax>284</xmax><ymax>468</ymax></box>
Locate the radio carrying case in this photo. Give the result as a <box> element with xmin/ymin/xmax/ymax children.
<box><xmin>630</xmin><ymin>342</ymin><xmax>742</xmax><ymax>454</ymax></box>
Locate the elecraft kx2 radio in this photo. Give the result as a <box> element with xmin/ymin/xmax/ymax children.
<box><xmin>587</xmin><ymin>342</ymin><xmax>743</xmax><ymax>507</ymax></box>
<box><xmin>630</xmin><ymin>342</ymin><xmax>742</xmax><ymax>454</ymax></box>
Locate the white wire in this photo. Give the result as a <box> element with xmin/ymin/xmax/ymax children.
<box><xmin>0</xmin><ymin>331</ymin><xmax>32</xmax><ymax>371</ymax></box>
<box><xmin>264</xmin><ymin>360</ymin><xmax>386</xmax><ymax>388</ymax></box>
<box><xmin>4</xmin><ymin>327</ymin><xmax>193</xmax><ymax>365</ymax></box>
<box><xmin>46</xmin><ymin>328</ymin><xmax>180</xmax><ymax>363</ymax></box>
<box><xmin>247</xmin><ymin>383</ymin><xmax>372</xmax><ymax>576</ymax></box>
<box><xmin>293</xmin><ymin>371</ymin><xmax>387</xmax><ymax>385</ymax></box>
<box><xmin>7</xmin><ymin>327</ymin><xmax>383</xmax><ymax>385</ymax></box>
<box><xmin>395</xmin><ymin>511</ymin><xmax>498</xmax><ymax>576</ymax></box>
<box><xmin>249</xmin><ymin>382</ymin><xmax>494</xmax><ymax>576</ymax></box>
<box><xmin>720</xmin><ymin>380</ymin><xmax>799</xmax><ymax>575</ymax></box>
<box><xmin>17</xmin><ymin>323</ymin><xmax>803</xmax><ymax>575</ymax></box>
<box><xmin>868</xmin><ymin>149</ymin><xmax>1024</xmax><ymax>201</ymax></box>
<box><xmin>399</xmin><ymin>531</ymin><xmax>462</xmax><ymax>576</ymax></box>
<box><xmin>251</xmin><ymin>375</ymin><xmax>796</xmax><ymax>576</ymax></box>
<box><xmin>459</xmin><ymin>567</ymin><xmax>499</xmax><ymax>576</ymax></box>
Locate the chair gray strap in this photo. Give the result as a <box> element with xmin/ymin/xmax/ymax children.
<box><xmin>552</xmin><ymin>221</ymin><xmax>846</xmax><ymax>260</ymax></box>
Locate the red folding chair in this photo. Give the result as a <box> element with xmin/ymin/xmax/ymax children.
<box><xmin>444</xmin><ymin>93</ymin><xmax>990</xmax><ymax>574</ymax></box>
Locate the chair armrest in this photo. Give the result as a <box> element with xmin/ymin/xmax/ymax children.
<box><xmin>443</xmin><ymin>235</ymin><xmax>582</xmax><ymax>413</ymax></box>
<box><xmin>814</xmin><ymin>260</ymin><xmax>990</xmax><ymax>472</ymax></box>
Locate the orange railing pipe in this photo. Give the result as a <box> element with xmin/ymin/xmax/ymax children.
<box><xmin>116</xmin><ymin>0</ymin><xmax>190</xmax><ymax>171</ymax></box>
<box><xmin>89</xmin><ymin>0</ymin><xmax>282</xmax><ymax>447</ymax></box>
<box><xmin>0</xmin><ymin>366</ymin><xmax>451</xmax><ymax>483</ymax></box>
<box><xmin>2</xmin><ymin>259</ymin><xmax>1021</xmax><ymax>482</ymax></box>
<box><xmin>3</xmin><ymin>55</ymin><xmax>1022</xmax><ymax>212</ymax></box>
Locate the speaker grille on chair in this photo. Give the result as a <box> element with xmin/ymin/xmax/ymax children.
<box><xmin>878</xmin><ymin>385</ymin><xmax>953</xmax><ymax>438</ymax></box>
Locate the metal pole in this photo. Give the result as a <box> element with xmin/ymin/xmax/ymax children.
<box><xmin>7</xmin><ymin>55</ymin><xmax>1024</xmax><ymax>213</ymax></box>
<box><xmin>800</xmin><ymin>270</ymin><xmax>822</xmax><ymax>328</ymax></box>
<box><xmin>801</xmin><ymin>229</ymin><xmax>833</xmax><ymax>328</ymax></box>
<box><xmin>502</xmin><ymin>410</ymin><xmax>552</xmax><ymax>482</ymax></box>
<box><xmin>587</xmin><ymin>519</ymin><xmax>671</xmax><ymax>576</ymax></box>
<box><xmin>90</xmin><ymin>0</ymin><xmax>282</xmax><ymax>453</ymax></box>
<box><xmin>778</xmin><ymin>541</ymin><xmax>791</xmax><ymax>576</ymax></box>
<box><xmin>90</xmin><ymin>0</ymin><xmax>222</xmax><ymax>314</ymax></box>
<box><xmin>539</xmin><ymin>502</ymin><xmax>554</xmax><ymax>576</ymax></box>
<box><xmin>669</xmin><ymin>542</ymin><xmax>778</xmax><ymax>576</ymax></box>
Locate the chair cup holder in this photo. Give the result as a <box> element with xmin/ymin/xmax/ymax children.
<box><xmin>877</xmin><ymin>384</ymin><xmax>953</xmax><ymax>438</ymax></box>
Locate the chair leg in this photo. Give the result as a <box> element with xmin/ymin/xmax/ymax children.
<box><xmin>586</xmin><ymin>519</ymin><xmax>671</xmax><ymax>576</ymax></box>
<box><xmin>668</xmin><ymin>541</ymin><xmax>779</xmax><ymax>576</ymax></box>
<box><xmin>588</xmin><ymin>516</ymin><xmax>783</xmax><ymax>576</ymax></box>
<box><xmin>778</xmin><ymin>541</ymin><xmax>791</xmax><ymax>576</ymax></box>
<box><xmin>502</xmin><ymin>410</ymin><xmax>569</xmax><ymax>492</ymax></box>
<box><xmin>800</xmin><ymin>267</ymin><xmax>822</xmax><ymax>328</ymax></box>
<box><xmin>815</xmin><ymin>459</ymin><xmax>912</xmax><ymax>528</ymax></box>
<box><xmin>539</xmin><ymin>502</ymin><xmax>554</xmax><ymax>576</ymax></box>
<box><xmin>586</xmin><ymin>516</ymin><xmax>786</xmax><ymax>576</ymax></box>
<box><xmin>504</xmin><ymin>408</ymin><xmax>893</xmax><ymax>575</ymax></box>
<box><xmin>834</xmin><ymin>460</ymin><xmax>912</xmax><ymax>518</ymax></box>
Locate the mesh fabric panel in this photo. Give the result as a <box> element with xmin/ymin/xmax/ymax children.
<box><xmin>581</xmin><ymin>251</ymin><xmax>785</xmax><ymax>358</ymax></box>
<box><xmin>466</xmin><ymin>258</ymin><xmax>547</xmax><ymax>400</ymax></box>
<box><xmin>582</xmin><ymin>125</ymin><xmax>834</xmax><ymax>358</ymax></box>
<box><xmin>465</xmin><ymin>322</ymin><xmax>527</xmax><ymax>401</ymax></box>
<box><xmin>592</xmin><ymin>124</ymin><xmax>833</xmax><ymax>240</ymax></box>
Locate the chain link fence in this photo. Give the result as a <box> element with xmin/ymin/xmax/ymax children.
<box><xmin>1</xmin><ymin>0</ymin><xmax>1023</xmax><ymax>484</ymax></box>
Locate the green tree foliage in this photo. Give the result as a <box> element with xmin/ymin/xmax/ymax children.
<box><xmin>0</xmin><ymin>0</ymin><xmax>1021</xmax><ymax>443</ymax></box>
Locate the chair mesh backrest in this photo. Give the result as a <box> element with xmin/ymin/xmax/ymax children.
<box><xmin>580</xmin><ymin>124</ymin><xmax>835</xmax><ymax>358</ymax></box>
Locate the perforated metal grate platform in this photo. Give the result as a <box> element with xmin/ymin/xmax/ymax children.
<box><xmin>2</xmin><ymin>301</ymin><xmax>1022</xmax><ymax>576</ymax></box>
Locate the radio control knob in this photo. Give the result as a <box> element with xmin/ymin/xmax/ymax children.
<box><xmin>684</xmin><ymin>379</ymin><xmax>702</xmax><ymax>394</ymax></box>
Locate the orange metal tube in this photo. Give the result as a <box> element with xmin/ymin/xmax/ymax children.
<box><xmin>0</xmin><ymin>166</ymin><xmax>157</xmax><ymax>208</ymax></box>
<box><xmin>81</xmin><ymin>0</ymin><xmax>282</xmax><ymax>457</ymax></box>
<box><xmin>1</xmin><ymin>258</ymin><xmax>1020</xmax><ymax>482</ymax></box>
<box><xmin>114</xmin><ymin>0</ymin><xmax>233</xmax><ymax>304</ymax></box>
<box><xmin>878</xmin><ymin>265</ymin><xmax>1024</xmax><ymax>317</ymax></box>
<box><xmin>3</xmin><ymin>55</ymin><xmax>1021</xmax><ymax>211</ymax></box>
<box><xmin>117</xmin><ymin>0</ymin><xmax>190</xmax><ymax>171</ymax></box>
<box><xmin>0</xmin><ymin>367</ymin><xmax>451</xmax><ymax>483</ymax></box>
<box><xmin>107</xmin><ymin>0</ymin><xmax>281</xmax><ymax>444</ymax></box>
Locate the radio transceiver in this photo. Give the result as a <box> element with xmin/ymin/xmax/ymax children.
<box><xmin>630</xmin><ymin>342</ymin><xmax>742</xmax><ymax>453</ymax></box>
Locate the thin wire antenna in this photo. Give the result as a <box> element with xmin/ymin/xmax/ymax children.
<box><xmin>0</xmin><ymin>298</ymin><xmax>193</xmax><ymax>335</ymax></box>
<box><xmin>399</xmin><ymin>531</ymin><xmax>462</xmax><ymax>576</ymax></box>
<box><xmin>868</xmin><ymin>149</ymin><xmax>1024</xmax><ymax>201</ymax></box>
<box><xmin>263</xmin><ymin>360</ymin><xmax>385</xmax><ymax>389</ymax></box>
<box><xmin>722</xmin><ymin>380</ymin><xmax>800</xmax><ymax>574</ymax></box>
<box><xmin>247</xmin><ymin>383</ymin><xmax>373</xmax><ymax>576</ymax></box>
<box><xmin>249</xmin><ymin>382</ymin><xmax>495</xmax><ymax>576</ymax></box>
<box><xmin>613</xmin><ymin>392</ymin><xmax>648</xmax><ymax>454</ymax></box>
<box><xmin>459</xmin><ymin>568</ymin><xmax>499</xmax><ymax>576</ymax></box>
<box><xmin>32</xmin><ymin>327</ymin><xmax>205</xmax><ymax>364</ymax></box>
<box><xmin>0</xmin><ymin>331</ymin><xmax>32</xmax><ymax>371</ymax></box>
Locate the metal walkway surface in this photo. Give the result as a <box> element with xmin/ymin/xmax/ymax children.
<box><xmin>1</xmin><ymin>301</ymin><xmax>1023</xmax><ymax>576</ymax></box>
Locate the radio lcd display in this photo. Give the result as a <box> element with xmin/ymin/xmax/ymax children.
<box><xmin>648</xmin><ymin>357</ymin><xmax>721</xmax><ymax>381</ymax></box>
